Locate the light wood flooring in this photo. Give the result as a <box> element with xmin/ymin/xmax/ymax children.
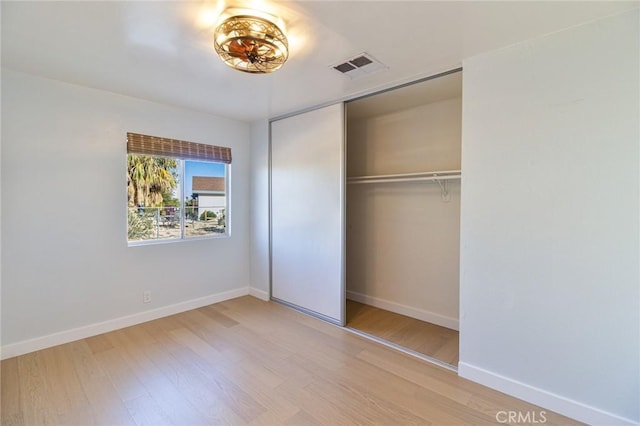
<box><xmin>1</xmin><ymin>296</ymin><xmax>581</xmax><ymax>425</ymax></box>
<box><xmin>347</xmin><ymin>300</ymin><xmax>459</xmax><ymax>366</ymax></box>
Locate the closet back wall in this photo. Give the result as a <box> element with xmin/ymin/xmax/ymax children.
<box><xmin>346</xmin><ymin>97</ymin><xmax>461</xmax><ymax>330</ymax></box>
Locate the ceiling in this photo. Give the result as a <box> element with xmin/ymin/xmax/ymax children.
<box><xmin>347</xmin><ymin>70</ymin><xmax>462</xmax><ymax>120</ymax></box>
<box><xmin>2</xmin><ymin>1</ymin><xmax>638</xmax><ymax>122</ymax></box>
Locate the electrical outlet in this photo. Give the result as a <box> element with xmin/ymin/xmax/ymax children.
<box><xmin>143</xmin><ymin>291</ymin><xmax>151</xmax><ymax>304</ymax></box>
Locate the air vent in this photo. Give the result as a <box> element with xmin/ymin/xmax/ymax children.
<box><xmin>334</xmin><ymin>62</ymin><xmax>356</xmax><ymax>73</ymax></box>
<box><xmin>331</xmin><ymin>52</ymin><xmax>386</xmax><ymax>79</ymax></box>
<box><xmin>349</xmin><ymin>55</ymin><xmax>372</xmax><ymax>67</ymax></box>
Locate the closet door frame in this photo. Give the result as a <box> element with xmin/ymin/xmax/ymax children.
<box><xmin>269</xmin><ymin>103</ymin><xmax>346</xmax><ymax>326</ymax></box>
<box><xmin>267</xmin><ymin>68</ymin><xmax>462</xmax><ymax>328</ymax></box>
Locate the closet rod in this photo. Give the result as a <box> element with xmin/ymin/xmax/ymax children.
<box><xmin>347</xmin><ymin>170</ymin><xmax>461</xmax><ymax>185</ymax></box>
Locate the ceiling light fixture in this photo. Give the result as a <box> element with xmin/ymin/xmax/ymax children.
<box><xmin>214</xmin><ymin>12</ymin><xmax>288</xmax><ymax>74</ymax></box>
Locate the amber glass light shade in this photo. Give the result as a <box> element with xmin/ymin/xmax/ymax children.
<box><xmin>214</xmin><ymin>15</ymin><xmax>288</xmax><ymax>74</ymax></box>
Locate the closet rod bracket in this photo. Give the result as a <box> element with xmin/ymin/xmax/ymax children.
<box><xmin>434</xmin><ymin>176</ymin><xmax>451</xmax><ymax>202</ymax></box>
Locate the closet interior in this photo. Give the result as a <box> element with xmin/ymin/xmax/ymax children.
<box><xmin>345</xmin><ymin>70</ymin><xmax>462</xmax><ymax>367</ymax></box>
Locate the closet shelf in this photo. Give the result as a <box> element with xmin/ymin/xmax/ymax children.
<box><xmin>346</xmin><ymin>170</ymin><xmax>461</xmax><ymax>185</ymax></box>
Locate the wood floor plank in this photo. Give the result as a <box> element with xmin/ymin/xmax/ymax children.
<box><xmin>273</xmin><ymin>378</ymin><xmax>363</xmax><ymax>425</ymax></box>
<box><xmin>170</xmin><ymin>309</ymin><xmax>271</xmax><ymax>364</ymax></box>
<box><xmin>84</xmin><ymin>333</ymin><xmax>114</xmax><ymax>355</ymax></box>
<box><xmin>63</xmin><ymin>339</ymin><xmax>136</xmax><ymax>426</ymax></box>
<box><xmin>358</xmin><ymin>345</ymin><xmax>581</xmax><ymax>425</ymax></box>
<box><xmin>1</xmin><ymin>295</ymin><xmax>582</xmax><ymax>426</ymax></box>
<box><xmin>124</xmin><ymin>394</ymin><xmax>174</xmax><ymax>426</ymax></box>
<box><xmin>79</xmin><ymin>374</ymin><xmax>138</xmax><ymax>426</ymax></box>
<box><xmin>94</xmin><ymin>347</ymin><xmax>150</xmax><ymax>402</ymax></box>
<box><xmin>65</xmin><ymin>339</ymin><xmax>107</xmax><ymax>383</ymax></box>
<box><xmin>16</xmin><ymin>352</ymin><xmax>59</xmax><ymax>425</ymax></box>
<box><xmin>347</xmin><ymin>299</ymin><xmax>460</xmax><ymax>365</ymax></box>
<box><xmin>168</xmin><ymin>343</ymin><xmax>268</xmax><ymax>423</ymax></box>
<box><xmin>136</xmin><ymin>336</ymin><xmax>246</xmax><ymax>424</ymax></box>
<box><xmin>57</xmin><ymin>406</ymin><xmax>96</xmax><ymax>426</ymax></box>
<box><xmin>282</xmin><ymin>409</ymin><xmax>323</xmax><ymax>426</ymax></box>
<box><xmin>304</xmin><ymin>374</ymin><xmax>430</xmax><ymax>425</ymax></box>
<box><xmin>430</xmin><ymin>333</ymin><xmax>460</xmax><ymax>365</ymax></box>
<box><xmin>106</xmin><ymin>327</ymin><xmax>212</xmax><ymax>426</ymax></box>
<box><xmin>166</xmin><ymin>327</ymin><xmax>228</xmax><ymax>365</ymax></box>
<box><xmin>41</xmin><ymin>345</ymin><xmax>90</xmax><ymax>416</ymax></box>
<box><xmin>332</xmin><ymin>353</ymin><xmax>487</xmax><ymax>425</ymax></box>
<box><xmin>197</xmin><ymin>305</ymin><xmax>240</xmax><ymax>328</ymax></box>
<box><xmin>211</xmin><ymin>351</ymin><xmax>301</xmax><ymax>423</ymax></box>
<box><xmin>1</xmin><ymin>357</ymin><xmax>24</xmax><ymax>426</ymax></box>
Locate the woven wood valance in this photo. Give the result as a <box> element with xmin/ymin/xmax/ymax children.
<box><xmin>127</xmin><ymin>132</ymin><xmax>232</xmax><ymax>164</ymax></box>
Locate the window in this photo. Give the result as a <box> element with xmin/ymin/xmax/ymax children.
<box><xmin>126</xmin><ymin>132</ymin><xmax>231</xmax><ymax>244</ymax></box>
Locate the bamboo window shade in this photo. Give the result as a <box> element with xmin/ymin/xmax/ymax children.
<box><xmin>127</xmin><ymin>132</ymin><xmax>232</xmax><ymax>164</ymax></box>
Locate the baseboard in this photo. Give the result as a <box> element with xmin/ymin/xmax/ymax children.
<box><xmin>458</xmin><ymin>362</ymin><xmax>638</xmax><ymax>426</ymax></box>
<box><xmin>346</xmin><ymin>290</ymin><xmax>459</xmax><ymax>331</ymax></box>
<box><xmin>1</xmin><ymin>287</ymin><xmax>250</xmax><ymax>360</ymax></box>
<box><xmin>248</xmin><ymin>287</ymin><xmax>270</xmax><ymax>301</ymax></box>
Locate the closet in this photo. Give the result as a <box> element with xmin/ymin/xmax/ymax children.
<box><xmin>345</xmin><ymin>70</ymin><xmax>462</xmax><ymax>367</ymax></box>
<box><xmin>270</xmin><ymin>69</ymin><xmax>461</xmax><ymax>367</ymax></box>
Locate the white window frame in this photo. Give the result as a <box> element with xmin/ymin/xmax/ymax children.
<box><xmin>127</xmin><ymin>156</ymin><xmax>231</xmax><ymax>246</ymax></box>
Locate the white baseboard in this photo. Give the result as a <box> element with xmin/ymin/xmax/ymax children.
<box><xmin>346</xmin><ymin>290</ymin><xmax>459</xmax><ymax>331</ymax></box>
<box><xmin>1</xmin><ymin>287</ymin><xmax>250</xmax><ymax>360</ymax></box>
<box><xmin>248</xmin><ymin>287</ymin><xmax>270</xmax><ymax>301</ymax></box>
<box><xmin>458</xmin><ymin>362</ymin><xmax>638</xmax><ymax>426</ymax></box>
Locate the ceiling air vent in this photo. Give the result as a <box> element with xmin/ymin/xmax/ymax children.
<box><xmin>331</xmin><ymin>52</ymin><xmax>386</xmax><ymax>79</ymax></box>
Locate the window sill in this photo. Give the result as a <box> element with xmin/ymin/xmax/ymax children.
<box><xmin>127</xmin><ymin>233</ymin><xmax>230</xmax><ymax>247</ymax></box>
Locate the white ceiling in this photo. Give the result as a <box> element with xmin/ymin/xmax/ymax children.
<box><xmin>347</xmin><ymin>70</ymin><xmax>462</xmax><ymax>120</ymax></box>
<box><xmin>2</xmin><ymin>1</ymin><xmax>637</xmax><ymax>122</ymax></box>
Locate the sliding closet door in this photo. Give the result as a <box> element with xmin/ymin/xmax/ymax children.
<box><xmin>270</xmin><ymin>103</ymin><xmax>345</xmax><ymax>325</ymax></box>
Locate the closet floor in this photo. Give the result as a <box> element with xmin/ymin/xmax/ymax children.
<box><xmin>346</xmin><ymin>300</ymin><xmax>459</xmax><ymax>367</ymax></box>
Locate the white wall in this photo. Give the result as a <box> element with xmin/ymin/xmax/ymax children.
<box><xmin>348</xmin><ymin>98</ymin><xmax>462</xmax><ymax>176</ymax></box>
<box><xmin>1</xmin><ymin>69</ymin><xmax>251</xmax><ymax>355</ymax></box>
<box><xmin>249</xmin><ymin>119</ymin><xmax>270</xmax><ymax>300</ymax></box>
<box><xmin>347</xmin><ymin>98</ymin><xmax>461</xmax><ymax>329</ymax></box>
<box><xmin>459</xmin><ymin>9</ymin><xmax>639</xmax><ymax>425</ymax></box>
